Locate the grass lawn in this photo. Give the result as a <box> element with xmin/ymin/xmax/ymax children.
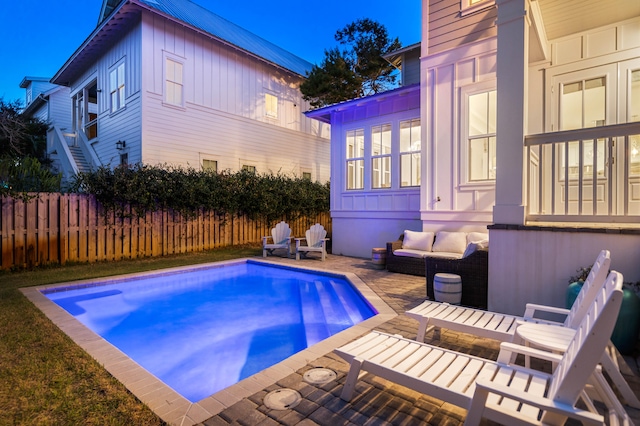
<box><xmin>0</xmin><ymin>246</ymin><xmax>262</xmax><ymax>425</ymax></box>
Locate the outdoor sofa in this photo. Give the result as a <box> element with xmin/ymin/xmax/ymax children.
<box><xmin>386</xmin><ymin>230</ymin><xmax>489</xmax><ymax>308</ymax></box>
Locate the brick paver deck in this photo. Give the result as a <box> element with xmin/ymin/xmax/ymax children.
<box><xmin>200</xmin><ymin>254</ymin><xmax>640</xmax><ymax>425</ymax></box>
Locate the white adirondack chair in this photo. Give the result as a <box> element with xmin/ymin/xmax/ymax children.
<box><xmin>404</xmin><ymin>249</ymin><xmax>640</xmax><ymax>409</ymax></box>
<box><xmin>262</xmin><ymin>221</ymin><xmax>292</xmax><ymax>258</ymax></box>
<box><xmin>336</xmin><ymin>271</ymin><xmax>628</xmax><ymax>425</ymax></box>
<box><xmin>295</xmin><ymin>223</ymin><xmax>329</xmax><ymax>261</ymax></box>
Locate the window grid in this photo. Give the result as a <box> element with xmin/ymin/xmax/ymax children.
<box><xmin>265</xmin><ymin>93</ymin><xmax>278</xmax><ymax>118</ymax></box>
<box><xmin>165</xmin><ymin>58</ymin><xmax>184</xmax><ymax>106</ymax></box>
<box><xmin>346</xmin><ymin>129</ymin><xmax>364</xmax><ymax>190</ymax></box>
<box><xmin>110</xmin><ymin>62</ymin><xmax>125</xmax><ymax>113</ymax></box>
<box><xmin>400</xmin><ymin>119</ymin><xmax>421</xmax><ymax>187</ymax></box>
<box><xmin>371</xmin><ymin>124</ymin><xmax>392</xmax><ymax>189</ymax></box>
<box><xmin>467</xmin><ymin>90</ymin><xmax>497</xmax><ymax>181</ymax></box>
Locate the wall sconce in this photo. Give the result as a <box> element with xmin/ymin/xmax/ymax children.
<box><xmin>116</xmin><ymin>140</ymin><xmax>126</xmax><ymax>150</ymax></box>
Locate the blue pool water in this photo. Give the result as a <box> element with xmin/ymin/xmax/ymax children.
<box><xmin>43</xmin><ymin>261</ymin><xmax>376</xmax><ymax>402</ymax></box>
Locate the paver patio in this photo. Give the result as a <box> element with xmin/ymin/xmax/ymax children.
<box><xmin>199</xmin><ymin>254</ymin><xmax>640</xmax><ymax>425</ymax></box>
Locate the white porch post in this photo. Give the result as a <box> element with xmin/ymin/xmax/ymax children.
<box><xmin>493</xmin><ymin>0</ymin><xmax>528</xmax><ymax>225</ymax></box>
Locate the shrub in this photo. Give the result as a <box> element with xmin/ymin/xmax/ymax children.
<box><xmin>70</xmin><ymin>164</ymin><xmax>330</xmax><ymax>224</ymax></box>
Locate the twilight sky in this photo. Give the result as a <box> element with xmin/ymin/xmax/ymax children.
<box><xmin>0</xmin><ymin>0</ymin><xmax>421</xmax><ymax>104</ymax></box>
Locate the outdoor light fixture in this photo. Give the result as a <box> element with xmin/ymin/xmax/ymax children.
<box><xmin>116</xmin><ymin>140</ymin><xmax>126</xmax><ymax>150</ymax></box>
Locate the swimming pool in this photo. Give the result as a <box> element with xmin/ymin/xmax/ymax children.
<box><xmin>40</xmin><ymin>260</ymin><xmax>376</xmax><ymax>403</ymax></box>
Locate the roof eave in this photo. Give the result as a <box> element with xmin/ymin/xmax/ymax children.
<box><xmin>305</xmin><ymin>83</ymin><xmax>421</xmax><ymax>124</ymax></box>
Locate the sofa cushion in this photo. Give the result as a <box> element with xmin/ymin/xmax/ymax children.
<box><xmin>393</xmin><ymin>248</ymin><xmax>429</xmax><ymax>258</ymax></box>
<box><xmin>402</xmin><ymin>230</ymin><xmax>434</xmax><ymax>252</ymax></box>
<box><xmin>432</xmin><ymin>231</ymin><xmax>467</xmax><ymax>254</ymax></box>
<box><xmin>467</xmin><ymin>232</ymin><xmax>489</xmax><ymax>247</ymax></box>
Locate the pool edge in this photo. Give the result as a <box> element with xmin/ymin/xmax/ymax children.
<box><xmin>20</xmin><ymin>257</ymin><xmax>397</xmax><ymax>426</ymax></box>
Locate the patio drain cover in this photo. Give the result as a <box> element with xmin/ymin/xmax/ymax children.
<box><xmin>303</xmin><ymin>368</ymin><xmax>337</xmax><ymax>385</ymax></box>
<box><xmin>263</xmin><ymin>388</ymin><xmax>301</xmax><ymax>410</ymax></box>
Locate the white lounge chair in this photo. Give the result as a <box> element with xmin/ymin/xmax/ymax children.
<box><xmin>405</xmin><ymin>249</ymin><xmax>640</xmax><ymax>409</ymax></box>
<box><xmin>262</xmin><ymin>221</ymin><xmax>292</xmax><ymax>258</ymax></box>
<box><xmin>335</xmin><ymin>271</ymin><xmax>628</xmax><ymax>425</ymax></box>
<box><xmin>295</xmin><ymin>223</ymin><xmax>329</xmax><ymax>261</ymax></box>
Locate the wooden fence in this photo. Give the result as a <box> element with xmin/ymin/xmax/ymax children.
<box><xmin>0</xmin><ymin>193</ymin><xmax>331</xmax><ymax>270</ymax></box>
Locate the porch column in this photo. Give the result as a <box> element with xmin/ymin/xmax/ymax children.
<box><xmin>492</xmin><ymin>0</ymin><xmax>528</xmax><ymax>225</ymax></box>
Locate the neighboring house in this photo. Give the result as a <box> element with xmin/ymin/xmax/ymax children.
<box><xmin>307</xmin><ymin>0</ymin><xmax>640</xmax><ymax>315</ymax></box>
<box><xmin>20</xmin><ymin>77</ymin><xmax>78</xmax><ymax>180</ymax></box>
<box><xmin>48</xmin><ymin>0</ymin><xmax>330</xmax><ymax>183</ymax></box>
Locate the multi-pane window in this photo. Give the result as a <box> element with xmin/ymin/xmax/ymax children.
<box><xmin>109</xmin><ymin>62</ymin><xmax>125</xmax><ymax>112</ymax></box>
<box><xmin>202</xmin><ymin>159</ymin><xmax>217</xmax><ymax>172</ymax></box>
<box><xmin>346</xmin><ymin>129</ymin><xmax>364</xmax><ymax>190</ymax></box>
<box><xmin>242</xmin><ymin>165</ymin><xmax>256</xmax><ymax>173</ymax></box>
<box><xmin>371</xmin><ymin>124</ymin><xmax>391</xmax><ymax>188</ymax></box>
<box><xmin>630</xmin><ymin>70</ymin><xmax>640</xmax><ymax>175</ymax></box>
<box><xmin>400</xmin><ymin>119</ymin><xmax>421</xmax><ymax>187</ymax></box>
<box><xmin>468</xmin><ymin>90</ymin><xmax>497</xmax><ymax>181</ymax></box>
<box><xmin>560</xmin><ymin>77</ymin><xmax>606</xmax><ymax>179</ymax></box>
<box><xmin>165</xmin><ymin>58</ymin><xmax>184</xmax><ymax>106</ymax></box>
<box><xmin>302</xmin><ymin>171</ymin><xmax>312</xmax><ymax>180</ymax></box>
<box><xmin>265</xmin><ymin>93</ymin><xmax>278</xmax><ymax>118</ymax></box>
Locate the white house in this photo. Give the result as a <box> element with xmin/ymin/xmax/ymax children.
<box><xmin>307</xmin><ymin>0</ymin><xmax>640</xmax><ymax>315</ymax></box>
<box><xmin>48</xmin><ymin>0</ymin><xmax>330</xmax><ymax>183</ymax></box>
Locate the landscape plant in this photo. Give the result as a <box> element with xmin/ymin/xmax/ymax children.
<box><xmin>70</xmin><ymin>164</ymin><xmax>330</xmax><ymax>225</ymax></box>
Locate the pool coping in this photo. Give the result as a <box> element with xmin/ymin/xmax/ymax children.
<box><xmin>21</xmin><ymin>258</ymin><xmax>397</xmax><ymax>426</ymax></box>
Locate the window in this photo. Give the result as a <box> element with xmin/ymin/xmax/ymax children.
<box><xmin>202</xmin><ymin>159</ymin><xmax>217</xmax><ymax>172</ymax></box>
<box><xmin>371</xmin><ymin>124</ymin><xmax>391</xmax><ymax>188</ymax></box>
<box><xmin>461</xmin><ymin>0</ymin><xmax>495</xmax><ymax>16</ymax></box>
<box><xmin>165</xmin><ymin>58</ymin><xmax>184</xmax><ymax>106</ymax></box>
<box><xmin>400</xmin><ymin>119</ymin><xmax>421</xmax><ymax>187</ymax></box>
<box><xmin>242</xmin><ymin>165</ymin><xmax>256</xmax><ymax>173</ymax></box>
<box><xmin>560</xmin><ymin>77</ymin><xmax>607</xmax><ymax>179</ymax></box>
<box><xmin>265</xmin><ymin>93</ymin><xmax>278</xmax><ymax>118</ymax></box>
<box><xmin>302</xmin><ymin>171</ymin><xmax>312</xmax><ymax>180</ymax></box>
<box><xmin>467</xmin><ymin>90</ymin><xmax>497</xmax><ymax>181</ymax></box>
<box><xmin>109</xmin><ymin>62</ymin><xmax>125</xmax><ymax>112</ymax></box>
<box><xmin>346</xmin><ymin>129</ymin><xmax>364</xmax><ymax>190</ymax></box>
<box><xmin>120</xmin><ymin>153</ymin><xmax>128</xmax><ymax>167</ymax></box>
<box><xmin>630</xmin><ymin>70</ymin><xmax>640</xmax><ymax>175</ymax></box>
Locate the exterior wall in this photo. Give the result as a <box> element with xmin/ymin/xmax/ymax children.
<box><xmin>426</xmin><ymin>0</ymin><xmax>497</xmax><ymax>55</ymax></box>
<box><xmin>488</xmin><ymin>228</ymin><xmax>640</xmax><ymax>315</ymax></box>
<box><xmin>329</xmin><ymin>88</ymin><xmax>421</xmax><ymax>258</ymax></box>
<box><xmin>69</xmin><ymin>20</ymin><xmax>143</xmax><ymax>167</ymax></box>
<box><xmin>138</xmin><ymin>12</ymin><xmax>330</xmax><ymax>180</ymax></box>
<box><xmin>402</xmin><ymin>49</ymin><xmax>421</xmax><ymax>86</ymax></box>
<box><xmin>420</xmin><ymin>37</ymin><xmax>498</xmax><ymax>233</ymax></box>
<box><xmin>47</xmin><ymin>88</ymin><xmax>72</xmax><ymax>129</ymax></box>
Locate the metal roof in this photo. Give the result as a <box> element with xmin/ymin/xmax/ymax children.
<box><xmin>137</xmin><ymin>0</ymin><xmax>313</xmax><ymax>76</ymax></box>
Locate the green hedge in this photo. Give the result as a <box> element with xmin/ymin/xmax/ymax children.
<box><xmin>71</xmin><ymin>164</ymin><xmax>330</xmax><ymax>224</ymax></box>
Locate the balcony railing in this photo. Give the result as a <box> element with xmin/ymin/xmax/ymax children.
<box><xmin>525</xmin><ymin>122</ymin><xmax>640</xmax><ymax>224</ymax></box>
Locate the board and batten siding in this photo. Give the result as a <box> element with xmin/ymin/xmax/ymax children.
<box><xmin>427</xmin><ymin>0</ymin><xmax>497</xmax><ymax>55</ymax></box>
<box><xmin>47</xmin><ymin>89</ymin><xmax>72</xmax><ymax>130</ymax></box>
<box><xmin>421</xmin><ymin>37</ymin><xmax>497</xmax><ymax>230</ymax></box>
<box><xmin>141</xmin><ymin>12</ymin><xmax>328</xmax><ymax>138</ymax></box>
<box><xmin>138</xmin><ymin>11</ymin><xmax>329</xmax><ymax>180</ymax></box>
<box><xmin>67</xmin><ymin>20</ymin><xmax>143</xmax><ymax>168</ymax></box>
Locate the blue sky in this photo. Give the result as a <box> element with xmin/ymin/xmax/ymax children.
<box><xmin>0</xmin><ymin>0</ymin><xmax>421</xmax><ymax>104</ymax></box>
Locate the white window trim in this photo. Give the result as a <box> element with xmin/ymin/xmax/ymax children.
<box><xmin>459</xmin><ymin>80</ymin><xmax>497</xmax><ymax>187</ymax></box>
<box><xmin>163</xmin><ymin>52</ymin><xmax>186</xmax><ymax>109</ymax></box>
<box><xmin>371</xmin><ymin>124</ymin><xmax>392</xmax><ymax>189</ymax></box>
<box><xmin>345</xmin><ymin>128</ymin><xmax>365</xmax><ymax>190</ymax></box>
<box><xmin>109</xmin><ymin>59</ymin><xmax>126</xmax><ymax>114</ymax></box>
<box><xmin>399</xmin><ymin>118</ymin><xmax>421</xmax><ymax>188</ymax></box>
<box><xmin>461</xmin><ymin>0</ymin><xmax>495</xmax><ymax>17</ymax></box>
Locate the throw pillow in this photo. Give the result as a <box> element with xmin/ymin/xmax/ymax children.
<box><xmin>402</xmin><ymin>230</ymin><xmax>434</xmax><ymax>251</ymax></box>
<box><xmin>432</xmin><ymin>231</ymin><xmax>467</xmax><ymax>254</ymax></box>
<box><xmin>462</xmin><ymin>242</ymin><xmax>479</xmax><ymax>258</ymax></box>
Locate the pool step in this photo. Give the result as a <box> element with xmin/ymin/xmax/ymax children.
<box><xmin>298</xmin><ymin>282</ymin><xmax>330</xmax><ymax>346</ymax></box>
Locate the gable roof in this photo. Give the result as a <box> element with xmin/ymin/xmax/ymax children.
<box><xmin>54</xmin><ymin>0</ymin><xmax>312</xmax><ymax>86</ymax></box>
<box><xmin>136</xmin><ymin>0</ymin><xmax>312</xmax><ymax>76</ymax></box>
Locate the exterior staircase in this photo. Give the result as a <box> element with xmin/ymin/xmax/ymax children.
<box><xmin>68</xmin><ymin>145</ymin><xmax>92</xmax><ymax>174</ymax></box>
